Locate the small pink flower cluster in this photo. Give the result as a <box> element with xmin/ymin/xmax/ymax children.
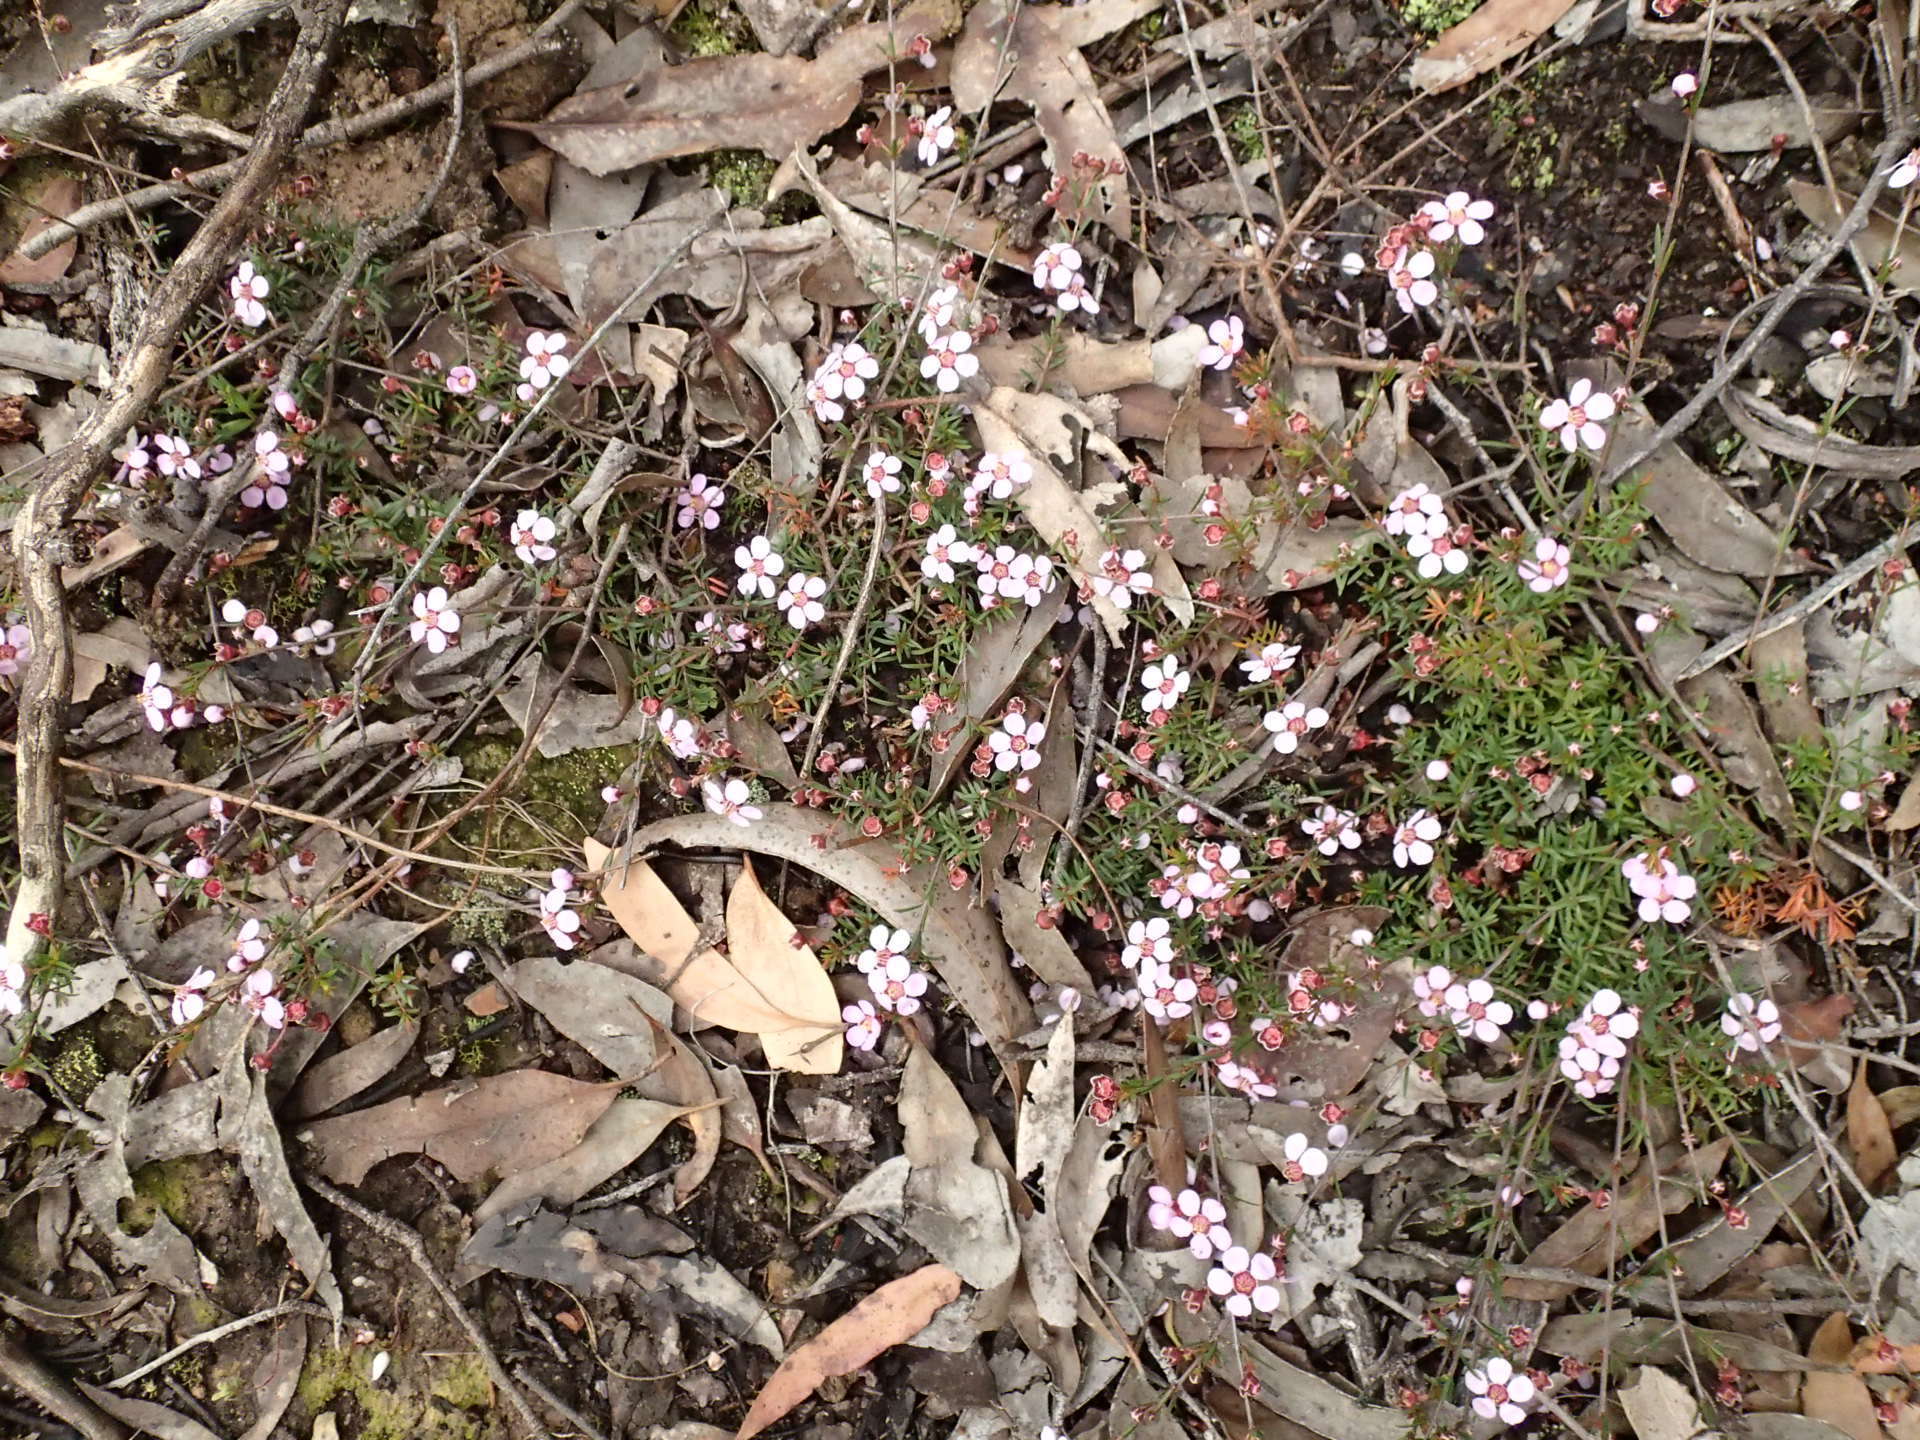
<box><xmin>1381</xmin><ymin>483</ymin><xmax>1470</xmax><ymax>578</ymax></box>
<box><xmin>1032</xmin><ymin>241</ymin><xmax>1097</xmax><ymax>316</ymax></box>
<box><xmin>1623</xmin><ymin>846</ymin><xmax>1696</xmax><ymax>924</ymax></box>
<box><xmin>1558</xmin><ymin>988</ymin><xmax>1639</xmax><ymax>1098</ymax></box>
<box><xmin>229</xmin><ymin>261</ymin><xmax>271</xmax><ymax>329</ymax></box>
<box><xmin>0</xmin><ymin>616</ymin><xmax>34</xmax><ymax>679</ymax></box>
<box><xmin>172</xmin><ymin>918</ymin><xmax>291</xmax><ymax>1032</ymax></box>
<box><xmin>1147</xmin><ymin>1184</ymin><xmax>1232</xmax><ymax>1259</ymax></box>
<box><xmin>808</xmin><ymin>339</ymin><xmax>881</xmax><ymax>423</ymax></box>
<box><xmin>1155</xmin><ymin>841</ymin><xmax>1249</xmax><ymax>920</ymax></box>
<box><xmin>856</xmin><ymin>925</ymin><xmax>930</xmax><ymax>1017</ymax></box>
<box><xmin>539</xmin><ymin>868</ymin><xmax>582</xmax><ymax>951</ymax></box>
<box><xmin>140</xmin><ymin>661</ymin><xmax>224</xmax><ymax>733</ymax></box>
<box><xmin>1412</xmin><ymin>965</ymin><xmax>1513</xmax><ymax>1046</ymax></box>
<box><xmin>1721</xmin><ymin>992</ymin><xmax>1782</xmax><ymax>1057</ymax></box>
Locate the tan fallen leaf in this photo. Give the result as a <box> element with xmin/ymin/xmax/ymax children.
<box><xmin>735</xmin><ymin>1264</ymin><xmax>962</xmax><ymax>1440</ymax></box>
<box><xmin>298</xmin><ymin>1070</ymin><xmax>622</xmax><ymax>1186</ymax></box>
<box><xmin>474</xmin><ymin>1096</ymin><xmax>702</xmax><ymax>1225</ymax></box>
<box><xmin>636</xmin><ymin>1015</ymin><xmax>724</xmax><ymax>1206</ymax></box>
<box><xmin>1846</xmin><ymin>1063</ymin><xmax>1898</xmax><ymax>1191</ymax></box>
<box><xmin>1790</xmin><ymin>177</ymin><xmax>1920</xmax><ymax>298</ymax></box>
<box><xmin>1803</xmin><ymin>1313</ymin><xmax>1883</xmax><ymax>1440</ymax></box>
<box><xmin>722</xmin><ymin>860</ymin><xmax>843</xmax><ymax>1074</ymax></box>
<box><xmin>1620</xmin><ymin>1366</ymin><xmax>1706</xmax><ymax>1440</ymax></box>
<box><xmin>1410</xmin><ymin>0</ymin><xmax>1579</xmax><ymax>94</ymax></box>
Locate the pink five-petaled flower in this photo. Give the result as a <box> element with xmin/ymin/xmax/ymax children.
<box><xmin>446</xmin><ymin>365</ymin><xmax>478</xmax><ymax>395</ymax></box>
<box><xmin>703</xmin><ymin>777</ymin><xmax>762</xmax><ymax>827</ymax></box>
<box><xmin>1388</xmin><ymin>249</ymin><xmax>1439</xmax><ymax>313</ymax></box>
<box><xmin>1445</xmin><ymin>977</ymin><xmax>1514</xmax><ymax>1045</ymax></box>
<box><xmin>1196</xmin><ymin>314</ymin><xmax>1246</xmax><ymax>371</ymax></box>
<box><xmin>916</xmin><ymin>104</ymin><xmax>956</xmax><ymax>166</ymax></box>
<box><xmin>1517</xmin><ymin>535</ymin><xmax>1572</xmax><ymax>592</ymax></box>
<box><xmin>1032</xmin><ymin>241</ymin><xmax>1083</xmax><ymax>294</ymax></box>
<box><xmin>973</xmin><ymin>451</ymin><xmax>1033</xmax><ymax>501</ymax></box>
<box><xmin>843</xmin><ymin>999</ymin><xmax>884</xmax><ymax>1050</ymax></box>
<box><xmin>140</xmin><ymin>661</ymin><xmax>175</xmax><ymax>732</ymax></box>
<box><xmin>540</xmin><ymin>887</ymin><xmax>582</xmax><ymax>950</ymax></box>
<box><xmin>511</xmin><ymin>509</ymin><xmax>557</xmax><ymax>565</ymax></box>
<box><xmin>242</xmin><ymin>969</ymin><xmax>285</xmax><ymax>1029</ymax></box>
<box><xmin>241</xmin><ymin>431</ymin><xmax>291</xmax><ymax>510</ymax></box>
<box><xmin>917</xmin><ymin>284</ymin><xmax>962</xmax><ymax>345</ymax></box>
<box><xmin>1540</xmin><ymin>377</ymin><xmax>1616</xmax><ymax>452</ymax></box>
<box><xmin>1382</xmin><ymin>483</ymin><xmax>1448</xmax><ymax>539</ymax></box>
<box><xmin>230</xmin><ymin>261</ymin><xmax>271</xmax><ymax>328</ymax></box>
<box><xmin>1412</xmin><ymin>963</ymin><xmax>1453</xmax><ymax>1018</ymax></box>
<box><xmin>1568</xmin><ymin>988</ymin><xmax>1640</xmax><ymax>1059</ymax></box>
<box><xmin>1090</xmin><ymin>547</ymin><xmax>1153</xmax><ymax>609</ymax></box>
<box><xmin>735</xmin><ymin>535</ymin><xmax>786</xmax><ymax>599</ymax></box>
<box><xmin>1888</xmin><ymin>145</ymin><xmax>1920</xmax><ymax>190</ymax></box>
<box><xmin>171</xmin><ymin>967</ymin><xmax>216</xmax><ymax>1028</ymax></box>
<box><xmin>1164</xmin><ymin>1188</ymin><xmax>1235</xmax><ymax>1260</ymax></box>
<box><xmin>1622</xmin><ymin>850</ymin><xmax>1696</xmax><ymax>924</ymax></box>
<box><xmin>676</xmin><ymin>473</ymin><xmax>725</xmax><ymax>530</ymax></box>
<box><xmin>862</xmin><ymin>448</ymin><xmax>903</xmax><ymax>500</ymax></box>
<box><xmin>1137</xmin><ymin>957</ymin><xmax>1196</xmax><ymax>1022</ymax></box>
<box><xmin>811</xmin><ymin>340</ymin><xmax>879</xmax><ymax>421</ymax></box>
<box><xmin>779</xmin><ymin>572</ymin><xmax>828</xmax><ymax>630</ymax></box>
<box><xmin>1559</xmin><ymin>1040</ymin><xmax>1621</xmax><ymax>1098</ymax></box>
<box><xmin>1405</xmin><ymin>524</ymin><xmax>1470</xmax><ymax>579</ymax></box>
<box><xmin>229</xmin><ymin>918</ymin><xmax>268</xmax><ymax>972</ymax></box>
<box><xmin>1279</xmin><ymin>1132</ymin><xmax>1328</xmax><ymax>1182</ymax></box>
<box><xmin>1464</xmin><ymin>1357</ymin><xmax>1536</xmax><ymax>1426</ymax></box>
<box><xmin>1140</xmin><ymin>655</ymin><xmax>1190</xmax><ymax>716</ymax></box>
<box><xmin>921</xmin><ymin>525</ymin><xmax>977</xmax><ymax>584</ymax></box>
<box><xmin>1240</xmin><ymin>639</ymin><xmax>1300</xmax><ymax>683</ymax></box>
<box><xmin>1722</xmin><ymin>992</ymin><xmax>1782</xmax><ymax>1055</ymax></box>
<box><xmin>1419</xmin><ymin>191</ymin><xmax>1495</xmax><ymax>246</ymax></box>
<box><xmin>1121</xmin><ymin>917</ymin><xmax>1174</xmax><ymax>971</ymax></box>
<box><xmin>1301</xmin><ymin>804</ymin><xmax>1360</xmax><ymax>858</ymax></box>
<box><xmin>1207</xmin><ymin>1245</ymin><xmax>1281</xmax><ymax>1318</ymax></box>
<box><xmin>1263</xmin><ymin>700</ymin><xmax>1328</xmax><ymax>755</ymax></box>
<box><xmin>153</xmin><ymin>434</ymin><xmax>200</xmax><ymax>481</ymax></box>
<box><xmin>869</xmin><ymin>954</ymin><xmax>928</xmax><ymax>1015</ymax></box>
<box><xmin>921</xmin><ymin>330</ymin><xmax>980</xmax><ymax>393</ymax></box>
<box><xmin>856</xmin><ymin>926</ymin><xmax>913</xmax><ymax>975</ymax></box>
<box><xmin>989</xmin><ymin>711</ymin><xmax>1045</xmax><ymax>773</ymax></box>
<box><xmin>0</xmin><ymin>619</ymin><xmax>31</xmax><ymax>678</ymax></box>
<box><xmin>409</xmin><ymin>587</ymin><xmax>461</xmax><ymax>654</ymax></box>
<box><xmin>1393</xmin><ymin>809</ymin><xmax>1442</xmax><ymax>867</ymax></box>
<box><xmin>520</xmin><ymin>332</ymin><xmax>571</xmax><ymax>391</ymax></box>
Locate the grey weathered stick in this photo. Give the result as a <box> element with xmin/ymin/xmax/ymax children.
<box><xmin>0</xmin><ymin>1326</ymin><xmax>131</xmax><ymax>1440</ymax></box>
<box><xmin>2</xmin><ymin>0</ymin><xmax>349</xmax><ymax>977</ymax></box>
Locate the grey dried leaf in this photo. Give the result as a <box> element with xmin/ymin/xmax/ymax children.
<box><xmin>503</xmin><ymin>954</ymin><xmax>670</xmax><ymax>1079</ymax></box>
<box><xmin>287</xmin><ymin>1020</ymin><xmax>419</xmax><ymax>1122</ymax></box>
<box><xmin>1612</xmin><ymin>405</ymin><xmax>1808</xmax><ymax>577</ymax></box>
<box><xmin>1637</xmin><ymin>92</ymin><xmax>1858</xmax><ymax>151</ymax></box>
<box><xmin>609</xmin><ymin>1251</ymin><xmax>785</xmax><ymax>1356</ymax></box>
<box><xmin>473</xmin><ymin>1095</ymin><xmax>695</xmax><ymax>1226</ymax></box>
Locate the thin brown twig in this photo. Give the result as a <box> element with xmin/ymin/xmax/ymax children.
<box><xmin>298</xmin><ymin>1173</ymin><xmax>550</xmax><ymax>1440</ymax></box>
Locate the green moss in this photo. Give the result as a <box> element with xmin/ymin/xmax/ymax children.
<box><xmin>125</xmin><ymin>1155</ymin><xmax>232</xmax><ymax>1236</ymax></box>
<box><xmin>669</xmin><ymin>0</ymin><xmax>754</xmax><ymax>57</ymax></box>
<box><xmin>441</xmin><ymin>737</ymin><xmax>636</xmax><ymax>866</ymax></box>
<box><xmin>1223</xmin><ymin>103</ymin><xmax>1267</xmax><ymax>162</ymax></box>
<box><xmin>297</xmin><ymin>1344</ymin><xmax>493</xmax><ymax>1440</ymax></box>
<box><xmin>1400</xmin><ymin>0</ymin><xmax>1481</xmax><ymax>36</ymax></box>
<box><xmin>47</xmin><ymin>1036</ymin><xmax>104</xmax><ymax>1105</ymax></box>
<box><xmin>710</xmin><ymin>150</ymin><xmax>779</xmax><ymax>210</ymax></box>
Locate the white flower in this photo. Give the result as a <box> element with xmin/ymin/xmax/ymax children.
<box><xmin>1722</xmin><ymin>992</ymin><xmax>1782</xmax><ymax>1054</ymax></box>
<box><xmin>735</xmin><ymin>536</ymin><xmax>786</xmax><ymax>599</ymax></box>
<box><xmin>921</xmin><ymin>525</ymin><xmax>976</xmax><ymax>584</ymax></box>
<box><xmin>917</xmin><ymin>284</ymin><xmax>962</xmax><ymax>344</ymax></box>
<box><xmin>1405</xmin><ymin>525</ymin><xmax>1470</xmax><ymax>578</ymax></box>
<box><xmin>1196</xmin><ymin>314</ymin><xmax>1246</xmax><ymax>371</ymax></box>
<box><xmin>869</xmin><ymin>954</ymin><xmax>928</xmax><ymax>1015</ymax></box>
<box><xmin>676</xmin><ymin>474</ymin><xmax>725</xmax><ymax>530</ymax></box>
<box><xmin>1392</xmin><ymin>809</ymin><xmax>1442</xmax><ymax>867</ymax></box>
<box><xmin>511</xmin><ymin>509</ymin><xmax>557</xmax><ymax>565</ymax></box>
<box><xmin>1381</xmin><ymin>483</ymin><xmax>1449</xmax><ymax>538</ymax></box>
<box><xmin>230</xmin><ymin>261</ymin><xmax>271</xmax><ymax>328</ymax></box>
<box><xmin>1263</xmin><ymin>700</ymin><xmax>1329</xmax><ymax>755</ymax></box>
<box><xmin>254</xmin><ymin>430</ymin><xmax>291</xmax><ymax>477</ymax></box>
<box><xmin>1120</xmin><ymin>917</ymin><xmax>1174</xmax><ymax>971</ymax></box>
<box><xmin>293</xmin><ymin>620</ymin><xmax>336</xmax><ymax>656</ymax></box>
<box><xmin>812</xmin><ymin>340</ymin><xmax>879</xmax><ymax>407</ymax></box>
<box><xmin>1671</xmin><ymin>71</ymin><xmax>1698</xmax><ymax>98</ymax></box>
<box><xmin>1445</xmin><ymin>977</ymin><xmax>1514</xmax><ymax>1045</ymax></box>
<box><xmin>409</xmin><ymin>587</ymin><xmax>461</xmax><ymax>654</ymax></box>
<box><xmin>1622</xmin><ymin>850</ymin><xmax>1696</xmax><ymax>924</ymax></box>
<box><xmin>1540</xmin><ymin>377</ymin><xmax>1616</xmax><ymax>452</ymax></box>
<box><xmin>844</xmin><ymin>999</ymin><xmax>884</xmax><ymax>1050</ymax></box>
<box><xmin>540</xmin><ymin>888</ymin><xmax>582</xmax><ymax>950</ymax></box>
<box><xmin>170</xmin><ymin>966</ymin><xmax>216</xmax><ymax>1028</ymax></box>
<box><xmin>1032</xmin><ymin>242</ymin><xmax>1084</xmax><ymax>293</ymax></box>
<box><xmin>1566</xmin><ymin>987</ymin><xmax>1641</xmax><ymax>1059</ymax></box>
<box><xmin>242</xmin><ymin>969</ymin><xmax>285</xmax><ymax>1029</ymax></box>
<box><xmin>1207</xmin><ymin>1245</ymin><xmax>1280</xmax><ymax>1317</ymax></box>
<box><xmin>655</xmin><ymin>706</ymin><xmax>704</xmax><ymax>761</ymax></box>
<box><xmin>779</xmin><ymin>572</ymin><xmax>828</xmax><ymax>630</ymax></box>
<box><xmin>1300</xmin><ymin>804</ymin><xmax>1360</xmax><ymax>858</ymax></box>
<box><xmin>1008</xmin><ymin>552</ymin><xmax>1056</xmax><ymax>607</ymax></box>
<box><xmin>1419</xmin><ymin>191</ymin><xmax>1495</xmax><ymax>246</ymax></box>
<box><xmin>856</xmin><ymin>926</ymin><xmax>914</xmax><ymax>974</ymax></box>
<box><xmin>988</xmin><ymin>712</ymin><xmax>1045</xmax><ymax>773</ymax></box>
<box><xmin>1517</xmin><ymin>535</ymin><xmax>1571</xmax><ymax>592</ymax></box>
<box><xmin>1279</xmin><ymin>1131</ymin><xmax>1329</xmax><ymax>1181</ymax></box>
<box><xmin>1387</xmin><ymin>248</ymin><xmax>1438</xmax><ymax>313</ymax></box>
<box><xmin>703</xmin><ymin>777</ymin><xmax>762</xmax><ymax>827</ymax></box>
<box><xmin>1089</xmin><ymin>547</ymin><xmax>1153</xmax><ymax>609</ymax></box>
<box><xmin>1140</xmin><ymin>655</ymin><xmax>1191</xmax><ymax>716</ymax></box>
<box><xmin>863</xmin><ymin>448</ymin><xmax>903</xmax><ymax>500</ymax></box>
<box><xmin>1887</xmin><ymin>145</ymin><xmax>1920</xmax><ymax>190</ymax></box>
<box><xmin>920</xmin><ymin>330</ymin><xmax>979</xmax><ymax>393</ymax></box>
<box><xmin>1137</xmin><ymin>958</ymin><xmax>1196</xmax><ymax>1022</ymax></box>
<box><xmin>1162</xmin><ymin>1188</ymin><xmax>1233</xmax><ymax>1260</ymax></box>
<box><xmin>917</xmin><ymin>105</ymin><xmax>957</xmax><ymax>166</ymax></box>
<box><xmin>1560</xmin><ymin>1040</ymin><xmax>1622</xmax><ymax>1098</ymax></box>
<box><xmin>1412</xmin><ymin>964</ymin><xmax>1454</xmax><ymax>1018</ymax></box>
<box><xmin>152</xmin><ymin>434</ymin><xmax>200</xmax><ymax>482</ymax></box>
<box><xmin>972</xmin><ymin>451</ymin><xmax>1032</xmax><ymax>502</ymax></box>
<box><xmin>1055</xmin><ymin>273</ymin><xmax>1097</xmax><ymax>315</ymax></box>
<box><xmin>140</xmin><ymin>661</ymin><xmax>175</xmax><ymax>732</ymax></box>
<box><xmin>520</xmin><ymin>332</ymin><xmax>571</xmax><ymax>391</ymax></box>
<box><xmin>1464</xmin><ymin>1357</ymin><xmax>1536</xmax><ymax>1426</ymax></box>
<box><xmin>1240</xmin><ymin>640</ymin><xmax>1301</xmax><ymax>683</ymax></box>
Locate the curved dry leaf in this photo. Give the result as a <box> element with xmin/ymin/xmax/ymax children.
<box><xmin>1790</xmin><ymin>177</ymin><xmax>1920</xmax><ymax>298</ymax></box>
<box><xmin>634</xmin><ymin>1015</ymin><xmax>723</xmax><ymax>1206</ymax></box>
<box><xmin>1803</xmin><ymin>1313</ymin><xmax>1883</xmax><ymax>1440</ymax></box>
<box><xmin>1613</xmin><ymin>405</ymin><xmax>1807</xmax><ymax>577</ymax></box>
<box><xmin>737</xmin><ymin>1265</ymin><xmax>963</xmax><ymax>1440</ymax></box>
<box><xmin>504</xmin><ymin>954</ymin><xmax>672</xmax><ymax>1079</ymax></box>
<box><xmin>1721</xmin><ymin>383</ymin><xmax>1920</xmax><ymax>480</ymax></box>
<box><xmin>287</xmin><ymin>1021</ymin><xmax>420</xmax><ymax>1122</ymax></box>
<box><xmin>298</xmin><ymin>1071</ymin><xmax>621</xmax><ymax>1186</ymax></box>
<box><xmin>725</xmin><ymin>860</ymin><xmax>844</xmax><ymax>1074</ymax></box>
<box><xmin>1846</xmin><ymin>1064</ymin><xmax>1897</xmax><ymax>1191</ymax></box>
<box><xmin>473</xmin><ymin>1096</ymin><xmax>698</xmax><ymax>1225</ymax></box>
<box><xmin>585</xmin><ymin>838</ymin><xmax>703</xmax><ymax>962</ymax></box>
<box><xmin>1410</xmin><ymin>0</ymin><xmax>1577</xmax><ymax>93</ymax></box>
<box><xmin>624</xmin><ymin>810</ymin><xmax>1033</xmax><ymax>1062</ymax></box>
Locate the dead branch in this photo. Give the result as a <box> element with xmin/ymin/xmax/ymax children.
<box><xmin>2</xmin><ymin>0</ymin><xmax>349</xmax><ymax>979</ymax></box>
<box><xmin>0</xmin><ymin>1326</ymin><xmax>131</xmax><ymax>1440</ymax></box>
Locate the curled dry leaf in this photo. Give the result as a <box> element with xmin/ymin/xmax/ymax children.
<box><xmin>582</xmin><ymin>840</ymin><xmax>842</xmax><ymax>1074</ymax></box>
<box><xmin>1803</xmin><ymin>1312</ymin><xmax>1883</xmax><ymax>1440</ymax></box>
<box><xmin>472</xmin><ymin>1096</ymin><xmax>701</xmax><ymax>1225</ymax></box>
<box><xmin>297</xmin><ymin>1070</ymin><xmax>622</xmax><ymax>1186</ymax></box>
<box><xmin>1846</xmin><ymin>1063</ymin><xmax>1898</xmax><ymax>1191</ymax></box>
<box><xmin>525</xmin><ymin>0</ymin><xmax>964</xmax><ymax>174</ymax></box>
<box><xmin>735</xmin><ymin>1264</ymin><xmax>963</xmax><ymax>1440</ymax></box>
<box><xmin>1409</xmin><ymin>0</ymin><xmax>1578</xmax><ymax>93</ymax></box>
<box><xmin>1619</xmin><ymin>1365</ymin><xmax>1706</xmax><ymax>1440</ymax></box>
<box><xmin>615</xmin><ymin>812</ymin><xmax>1033</xmax><ymax>1063</ymax></box>
<box><xmin>637</xmin><ymin>1015</ymin><xmax>724</xmax><ymax>1206</ymax></box>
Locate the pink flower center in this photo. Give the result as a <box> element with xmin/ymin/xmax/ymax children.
<box><xmin>1566</xmin><ymin>404</ymin><xmax>1588</xmax><ymax>428</ymax></box>
<box><xmin>1487</xmin><ymin>1384</ymin><xmax>1509</xmax><ymax>1405</ymax></box>
<box><xmin>1191</xmin><ymin>1214</ymin><xmax>1212</xmax><ymax>1234</ymax></box>
<box><xmin>1288</xmin><ymin>715</ymin><xmax>1307</xmax><ymax>733</ymax></box>
<box><xmin>0</xmin><ymin>644</ymin><xmax>14</xmax><ymax>661</ymax></box>
<box><xmin>1233</xmin><ymin>1272</ymin><xmax>1256</xmax><ymax>1295</ymax></box>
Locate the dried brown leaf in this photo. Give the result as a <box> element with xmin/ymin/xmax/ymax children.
<box><xmin>1409</xmin><ymin>0</ymin><xmax>1578</xmax><ymax>93</ymax></box>
<box><xmin>725</xmin><ymin>860</ymin><xmax>844</xmax><ymax>1074</ymax></box>
<box><xmin>0</xmin><ymin>176</ymin><xmax>81</xmax><ymax>287</ymax></box>
<box><xmin>298</xmin><ymin>1071</ymin><xmax>621</xmax><ymax>1186</ymax></box>
<box><xmin>1620</xmin><ymin>1366</ymin><xmax>1705</xmax><ymax>1440</ymax></box>
<box><xmin>635</xmin><ymin>1015</ymin><xmax>723</xmax><ymax>1206</ymax></box>
<box><xmin>286</xmin><ymin>1020</ymin><xmax>419</xmax><ymax>1122</ymax></box>
<box><xmin>526</xmin><ymin>0</ymin><xmax>962</xmax><ymax>174</ymax></box>
<box><xmin>736</xmin><ymin>1265</ymin><xmax>963</xmax><ymax>1440</ymax></box>
<box><xmin>1847</xmin><ymin>1064</ymin><xmax>1898</xmax><ymax>1191</ymax></box>
<box><xmin>1790</xmin><ymin>177</ymin><xmax>1920</xmax><ymax>297</ymax></box>
<box><xmin>504</xmin><ymin>954</ymin><xmax>671</xmax><ymax>1078</ymax></box>
<box><xmin>1613</xmin><ymin>404</ymin><xmax>1806</xmax><ymax>578</ymax></box>
<box><xmin>1803</xmin><ymin>1313</ymin><xmax>1883</xmax><ymax>1440</ymax></box>
<box><xmin>473</xmin><ymin>1095</ymin><xmax>699</xmax><ymax>1224</ymax></box>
